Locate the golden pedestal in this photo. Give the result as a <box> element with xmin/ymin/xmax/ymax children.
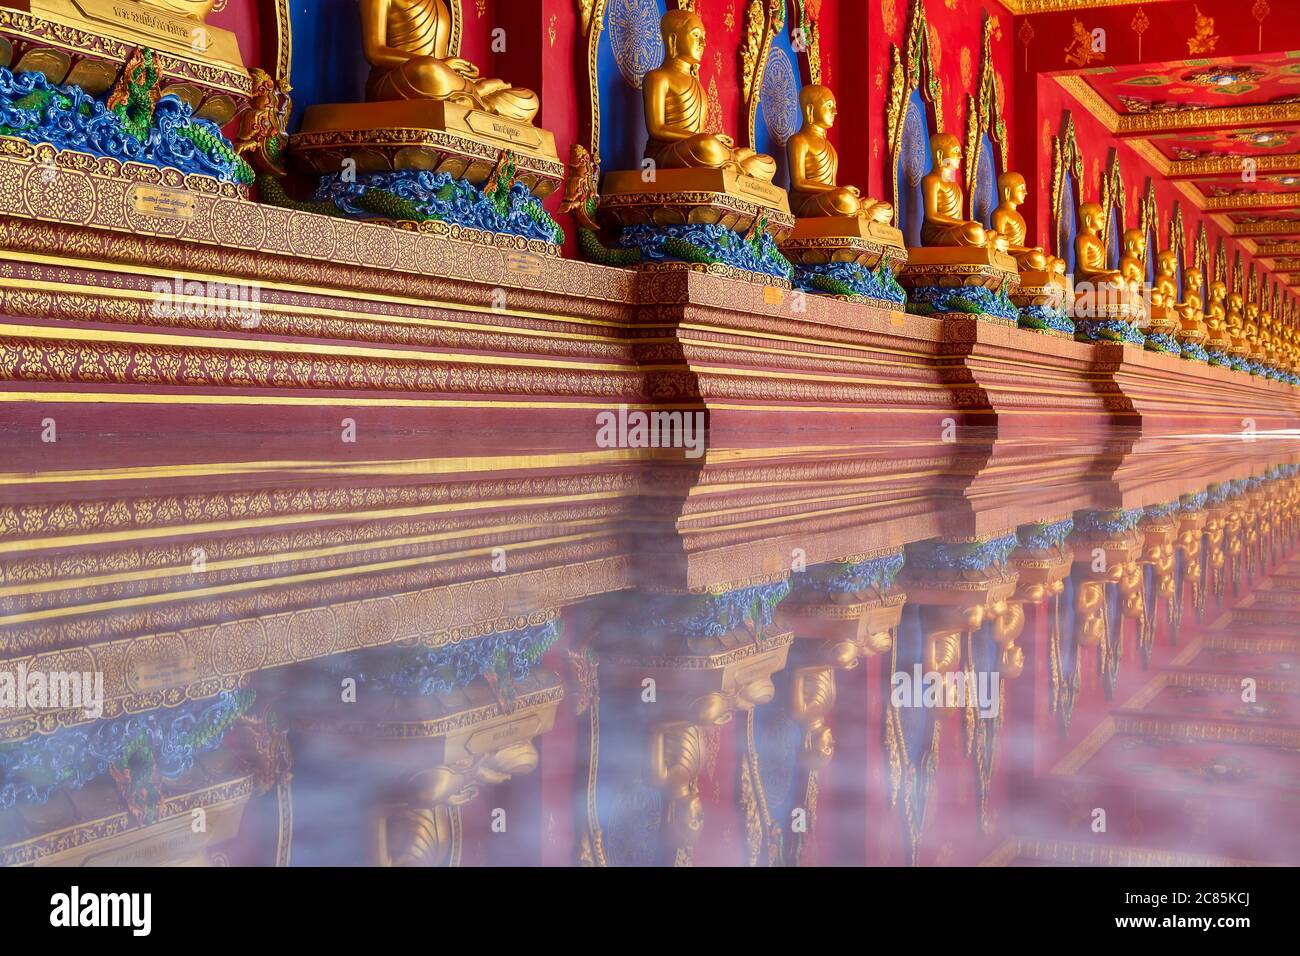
<box><xmin>1070</xmin><ymin>283</ymin><xmax>1146</xmax><ymax>325</ymax></box>
<box><xmin>0</xmin><ymin>0</ymin><xmax>249</xmax><ymax>123</ymax></box>
<box><xmin>292</xmin><ymin>99</ymin><xmax>564</xmax><ymax>199</ymax></box>
<box><xmin>1177</xmin><ymin>312</ymin><xmax>1208</xmax><ymax>347</ymax></box>
<box><xmin>1011</xmin><ymin>269</ymin><xmax>1068</xmax><ymax>311</ymax></box>
<box><xmin>779</xmin><ymin>215</ymin><xmax>907</xmax><ymax>271</ymax></box>
<box><xmin>598</xmin><ymin>166</ymin><xmax>795</xmax><ymax>243</ymax></box>
<box><xmin>896</xmin><ymin>245</ymin><xmax>1020</xmax><ymax>295</ymax></box>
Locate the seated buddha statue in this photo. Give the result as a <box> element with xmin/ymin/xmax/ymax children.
<box><xmin>1118</xmin><ymin>229</ymin><xmax>1146</xmax><ymax>294</ymax></box>
<box><xmin>644</xmin><ymin>10</ymin><xmax>776</xmax><ymax>181</ymax></box>
<box><xmin>788</xmin><ymin>85</ymin><xmax>891</xmax><ymax>221</ymax></box>
<box><xmin>1206</xmin><ymin>280</ymin><xmax>1230</xmax><ymax>350</ymax></box>
<box><xmin>360</xmin><ymin>0</ymin><xmax>539</xmax><ymax>123</ymax></box>
<box><xmin>921</xmin><ymin>133</ymin><xmax>1002</xmax><ymax>249</ymax></box>
<box><xmin>991</xmin><ymin>172</ymin><xmax>1064</xmax><ymax>273</ymax></box>
<box><xmin>1074</xmin><ymin>202</ymin><xmax>1124</xmax><ymax>288</ymax></box>
<box><xmin>1150</xmin><ymin>250</ymin><xmax>1179</xmax><ymax>310</ymax></box>
<box><xmin>1226</xmin><ymin>292</ymin><xmax>1249</xmax><ymax>354</ymax></box>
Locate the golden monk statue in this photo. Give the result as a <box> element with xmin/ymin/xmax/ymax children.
<box><xmin>1119</xmin><ymin>229</ymin><xmax>1146</xmax><ymax>294</ymax></box>
<box><xmin>991</xmin><ymin>171</ymin><xmax>1062</xmax><ymax>272</ymax></box>
<box><xmin>1074</xmin><ymin>202</ymin><xmax>1124</xmax><ymax>288</ymax></box>
<box><xmin>1150</xmin><ymin>249</ymin><xmax>1179</xmax><ymax>309</ymax></box>
<box><xmin>921</xmin><ymin>133</ymin><xmax>1001</xmax><ymax>248</ymax></box>
<box><xmin>791</xmin><ymin>667</ymin><xmax>837</xmax><ymax>772</ymax></box>
<box><xmin>788</xmin><ymin>85</ymin><xmax>890</xmax><ymax>221</ymax></box>
<box><xmin>650</xmin><ymin>721</ymin><xmax>706</xmax><ymax>850</ymax></box>
<box><xmin>360</xmin><ymin>0</ymin><xmax>539</xmax><ymax>123</ymax></box>
<box><xmin>644</xmin><ymin>10</ymin><xmax>776</xmax><ymax>181</ymax></box>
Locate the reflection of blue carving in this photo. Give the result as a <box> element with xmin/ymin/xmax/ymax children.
<box><xmin>760</xmin><ymin>47</ymin><xmax>801</xmax><ymax>147</ymax></box>
<box><xmin>1144</xmin><ymin>501</ymin><xmax>1180</xmax><ymax>519</ymax></box>
<box><xmin>0</xmin><ymin>68</ymin><xmax>250</xmax><ymax>184</ymax></box>
<box><xmin>1179</xmin><ymin>340</ymin><xmax>1210</xmax><ymax>362</ymax></box>
<box><xmin>1075</xmin><ymin>318</ymin><xmax>1145</xmax><ymax>346</ymax></box>
<box><xmin>609</xmin><ymin>0</ymin><xmax>665</xmax><ymax>88</ymax></box>
<box><xmin>1181</xmin><ymin>491</ymin><xmax>1208</xmax><ymax>511</ymax></box>
<box><xmin>906</xmin><ymin>284</ymin><xmax>1018</xmax><ymax>321</ymax></box>
<box><xmin>794</xmin><ymin>260</ymin><xmax>907</xmax><ymax>304</ymax></box>
<box><xmin>642</xmin><ymin>580</ymin><xmax>793</xmax><ymax>641</ymax></box>
<box><xmin>795</xmin><ymin>553</ymin><xmax>905</xmax><ymax>596</ymax></box>
<box><xmin>1144</xmin><ymin>331</ymin><xmax>1182</xmax><ymax>355</ymax></box>
<box><xmin>316</xmin><ymin>169</ymin><xmax>563</xmax><ymax>244</ymax></box>
<box><xmin>1205</xmin><ymin>347</ymin><xmax>1233</xmax><ymax>368</ymax></box>
<box><xmin>1018</xmin><ymin>304</ymin><xmax>1075</xmax><ymax>334</ymax></box>
<box><xmin>0</xmin><ymin>690</ymin><xmax>255</xmax><ymax>809</ymax></box>
<box><xmin>1075</xmin><ymin>508</ymin><xmax>1143</xmax><ymax>535</ymax></box>
<box><xmin>331</xmin><ymin>620</ymin><xmax>562</xmax><ymax>697</ymax></box>
<box><xmin>620</xmin><ymin>222</ymin><xmax>794</xmax><ymax>280</ymax></box>
<box><xmin>906</xmin><ymin>534</ymin><xmax>1017</xmax><ymax>573</ymax></box>
<box><xmin>1017</xmin><ymin>518</ymin><xmax>1074</xmax><ymax>552</ymax></box>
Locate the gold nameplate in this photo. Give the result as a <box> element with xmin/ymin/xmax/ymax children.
<box><xmin>131</xmin><ymin>185</ymin><xmax>196</xmax><ymax>220</ymax></box>
<box><xmin>465</xmin><ymin>714</ymin><xmax>542</xmax><ymax>755</ymax></box>
<box><xmin>129</xmin><ymin>650</ymin><xmax>198</xmax><ymax>692</ymax></box>
<box><xmin>730</xmin><ymin>174</ymin><xmax>786</xmax><ymax>207</ymax></box>
<box><xmin>464</xmin><ymin>111</ymin><xmax>544</xmax><ymax>151</ymax></box>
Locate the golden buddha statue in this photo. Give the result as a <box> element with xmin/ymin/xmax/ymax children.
<box><xmin>359</xmin><ymin>0</ymin><xmax>538</xmax><ymax>122</ymax></box>
<box><xmin>1119</xmin><ymin>229</ymin><xmax>1147</xmax><ymax>294</ymax></box>
<box><xmin>788</xmin><ymin>85</ymin><xmax>891</xmax><ymax>221</ymax></box>
<box><xmin>1074</xmin><ymin>203</ymin><xmax>1124</xmax><ymax>288</ymax></box>
<box><xmin>644</xmin><ymin>10</ymin><xmax>776</xmax><ymax>181</ymax></box>
<box><xmin>1150</xmin><ymin>250</ymin><xmax>1179</xmax><ymax>310</ymax></box>
<box><xmin>1182</xmin><ymin>270</ymin><xmax>1205</xmax><ymax>316</ymax></box>
<box><xmin>1226</xmin><ymin>292</ymin><xmax>1250</xmax><ymax>355</ymax></box>
<box><xmin>921</xmin><ymin>134</ymin><xmax>1001</xmax><ymax>248</ymax></box>
<box><xmin>991</xmin><ymin>172</ymin><xmax>1063</xmax><ymax>273</ymax></box>
<box><xmin>1206</xmin><ymin>279</ymin><xmax>1230</xmax><ymax>351</ymax></box>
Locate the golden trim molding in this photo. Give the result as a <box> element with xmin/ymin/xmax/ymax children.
<box><xmin>1170</xmin><ymin>153</ymin><xmax>1300</xmax><ymax>179</ymax></box>
<box><xmin>997</xmin><ymin>0</ymin><xmax>1178</xmax><ymax>12</ymax></box>
<box><xmin>1054</xmin><ymin>75</ymin><xmax>1119</xmax><ymax>132</ymax></box>
<box><xmin>1205</xmin><ymin>192</ymin><xmax>1300</xmax><ymax>211</ymax></box>
<box><xmin>1056</xmin><ymin>75</ymin><xmax>1300</xmax><ymax>137</ymax></box>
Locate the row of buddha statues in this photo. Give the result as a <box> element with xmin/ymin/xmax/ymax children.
<box><xmin>1</xmin><ymin>0</ymin><xmax>1296</xmax><ymax>362</ymax></box>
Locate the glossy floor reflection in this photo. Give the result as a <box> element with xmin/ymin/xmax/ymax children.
<box><xmin>2</xmin><ymin>428</ymin><xmax>1299</xmax><ymax>866</ymax></box>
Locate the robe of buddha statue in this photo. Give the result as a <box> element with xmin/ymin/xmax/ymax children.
<box><xmin>991</xmin><ymin>171</ymin><xmax>1062</xmax><ymax>272</ymax></box>
<box><xmin>643</xmin><ymin>10</ymin><xmax>776</xmax><ymax>181</ymax></box>
<box><xmin>921</xmin><ymin>133</ymin><xmax>999</xmax><ymax>248</ymax></box>
<box><xmin>360</xmin><ymin>0</ymin><xmax>539</xmax><ymax>124</ymax></box>
<box><xmin>1074</xmin><ymin>202</ymin><xmax>1124</xmax><ymax>288</ymax></box>
<box><xmin>1150</xmin><ymin>251</ymin><xmax>1180</xmax><ymax>311</ymax></box>
<box><xmin>788</xmin><ymin>85</ymin><xmax>891</xmax><ymax>221</ymax></box>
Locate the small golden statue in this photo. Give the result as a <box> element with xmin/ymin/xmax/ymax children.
<box><xmin>788</xmin><ymin>85</ymin><xmax>890</xmax><ymax>221</ymax></box>
<box><xmin>359</xmin><ymin>0</ymin><xmax>539</xmax><ymax>123</ymax></box>
<box><xmin>1187</xmin><ymin>6</ymin><xmax>1219</xmax><ymax>55</ymax></box>
<box><xmin>791</xmin><ymin>667</ymin><xmax>836</xmax><ymax>772</ymax></box>
<box><xmin>1179</xmin><ymin>269</ymin><xmax>1207</xmax><ymax>334</ymax></box>
<box><xmin>1118</xmin><ymin>229</ymin><xmax>1147</xmax><ymax>294</ymax></box>
<box><xmin>644</xmin><ymin>10</ymin><xmax>776</xmax><ymax>181</ymax></box>
<box><xmin>991</xmin><ymin>172</ymin><xmax>1063</xmax><ymax>273</ymax></box>
<box><xmin>921</xmin><ymin>134</ymin><xmax>1002</xmax><ymax>249</ymax></box>
<box><xmin>1206</xmin><ymin>279</ymin><xmax>1230</xmax><ymax>351</ymax></box>
<box><xmin>1073</xmin><ymin>202</ymin><xmax>1124</xmax><ymax>288</ymax></box>
<box><xmin>650</xmin><ymin>721</ymin><xmax>707</xmax><ymax>851</ymax></box>
<box><xmin>1150</xmin><ymin>249</ymin><xmax>1180</xmax><ymax>311</ymax></box>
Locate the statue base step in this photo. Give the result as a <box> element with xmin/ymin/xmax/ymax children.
<box><xmin>292</xmin><ymin>99</ymin><xmax>564</xmax><ymax>198</ymax></box>
<box><xmin>1010</xmin><ymin>269</ymin><xmax>1068</xmax><ymax>310</ymax></box>
<box><xmin>781</xmin><ymin>216</ymin><xmax>906</xmax><ymax>270</ymax></box>
<box><xmin>598</xmin><ymin>166</ymin><xmax>794</xmax><ymax>242</ymax></box>
<box><xmin>897</xmin><ymin>245</ymin><xmax>1020</xmax><ymax>295</ymax></box>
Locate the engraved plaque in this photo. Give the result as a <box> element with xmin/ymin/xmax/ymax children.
<box><xmin>131</xmin><ymin>184</ymin><xmax>197</xmax><ymax>220</ymax></box>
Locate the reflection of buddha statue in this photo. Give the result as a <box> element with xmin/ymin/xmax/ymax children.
<box><xmin>1074</xmin><ymin>579</ymin><xmax>1106</xmax><ymax>647</ymax></box>
<box><xmin>991</xmin><ymin>172</ymin><xmax>1062</xmax><ymax>272</ymax></box>
<box><xmin>792</xmin><ymin>667</ymin><xmax>836</xmax><ymax>772</ymax></box>
<box><xmin>360</xmin><ymin>0</ymin><xmax>539</xmax><ymax>123</ymax></box>
<box><xmin>1074</xmin><ymin>203</ymin><xmax>1124</xmax><ymax>288</ymax></box>
<box><xmin>644</xmin><ymin>10</ymin><xmax>776</xmax><ymax>181</ymax></box>
<box><xmin>1119</xmin><ymin>229</ymin><xmax>1146</xmax><ymax>294</ymax></box>
<box><xmin>137</xmin><ymin>0</ymin><xmax>215</xmax><ymax>17</ymax></box>
<box><xmin>788</xmin><ymin>85</ymin><xmax>891</xmax><ymax>221</ymax></box>
<box><xmin>650</xmin><ymin>721</ymin><xmax>706</xmax><ymax>850</ymax></box>
<box><xmin>921</xmin><ymin>133</ymin><xmax>1002</xmax><ymax>248</ymax></box>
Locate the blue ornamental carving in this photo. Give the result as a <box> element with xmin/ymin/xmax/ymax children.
<box><xmin>0</xmin><ymin>65</ymin><xmax>252</xmax><ymax>185</ymax></box>
<box><xmin>794</xmin><ymin>260</ymin><xmax>907</xmax><ymax>304</ymax></box>
<box><xmin>641</xmin><ymin>580</ymin><xmax>793</xmax><ymax>641</ymax></box>
<box><xmin>619</xmin><ymin>222</ymin><xmax>794</xmax><ymax>281</ymax></box>
<box><xmin>795</xmin><ymin>553</ymin><xmax>905</xmax><ymax>596</ymax></box>
<box><xmin>906</xmin><ymin>533</ymin><xmax>1018</xmax><ymax>572</ymax></box>
<box><xmin>1075</xmin><ymin>507</ymin><xmax>1144</xmax><ymax>535</ymax></box>
<box><xmin>610</xmin><ymin>0</ymin><xmax>665</xmax><ymax>89</ymax></box>
<box><xmin>905</xmin><ymin>284</ymin><xmax>1019</xmax><ymax>322</ymax></box>
<box><xmin>760</xmin><ymin>47</ymin><xmax>802</xmax><ymax>147</ymax></box>
<box><xmin>1016</xmin><ymin>518</ymin><xmax>1074</xmax><ymax>553</ymax></box>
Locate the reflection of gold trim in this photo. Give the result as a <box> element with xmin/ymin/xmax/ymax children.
<box><xmin>978</xmin><ymin>837</ymin><xmax>1265</xmax><ymax>868</ymax></box>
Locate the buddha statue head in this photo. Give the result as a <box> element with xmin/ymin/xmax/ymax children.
<box><xmin>662</xmin><ymin>9</ymin><xmax>707</xmax><ymax>68</ymax></box>
<box><xmin>1079</xmin><ymin>202</ymin><xmax>1105</xmax><ymax>235</ymax></box>
<box><xmin>800</xmin><ymin>84</ymin><xmax>838</xmax><ymax>130</ymax></box>
<box><xmin>1210</xmin><ymin>280</ymin><xmax>1227</xmax><ymax>305</ymax></box>
<box><xmin>1122</xmin><ymin>229</ymin><xmax>1146</xmax><ymax>260</ymax></box>
<box><xmin>1155</xmin><ymin>249</ymin><xmax>1177</xmax><ymax>277</ymax></box>
<box><xmin>931</xmin><ymin>132</ymin><xmax>963</xmax><ymax>182</ymax></box>
<box><xmin>999</xmin><ymin>171</ymin><xmax>1029</xmax><ymax>207</ymax></box>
